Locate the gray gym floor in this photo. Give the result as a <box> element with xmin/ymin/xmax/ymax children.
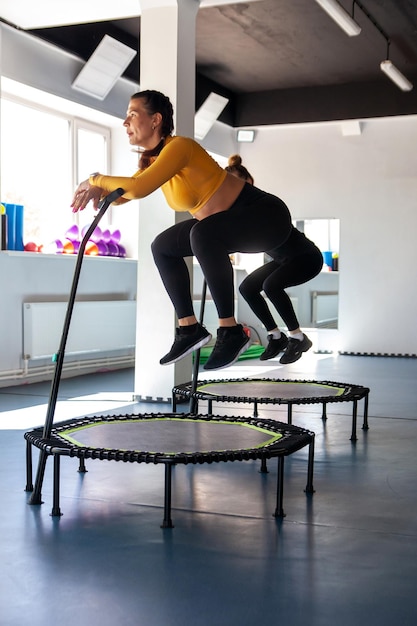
<box><xmin>1</xmin><ymin>352</ymin><xmax>416</xmax><ymax>625</ymax></box>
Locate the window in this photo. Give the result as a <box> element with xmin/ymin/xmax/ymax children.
<box><xmin>0</xmin><ymin>96</ymin><xmax>110</xmax><ymax>249</ymax></box>
<box><xmin>74</xmin><ymin>120</ymin><xmax>111</xmax><ymax>232</ymax></box>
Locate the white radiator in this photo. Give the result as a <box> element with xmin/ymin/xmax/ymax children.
<box><xmin>311</xmin><ymin>291</ymin><xmax>338</xmax><ymax>327</ymax></box>
<box><xmin>23</xmin><ymin>301</ymin><xmax>136</xmax><ymax>360</ymax></box>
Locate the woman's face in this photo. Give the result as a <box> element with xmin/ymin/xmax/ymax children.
<box><xmin>123</xmin><ymin>98</ymin><xmax>160</xmax><ymax>148</ymax></box>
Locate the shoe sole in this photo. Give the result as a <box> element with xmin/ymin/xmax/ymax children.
<box><xmin>203</xmin><ymin>336</ymin><xmax>250</xmax><ymax>371</ymax></box>
<box><xmin>160</xmin><ymin>333</ymin><xmax>212</xmax><ymax>366</ymax></box>
<box><xmin>259</xmin><ymin>341</ymin><xmax>288</xmax><ymax>361</ymax></box>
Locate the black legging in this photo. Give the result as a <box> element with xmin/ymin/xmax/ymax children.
<box><xmin>151</xmin><ymin>184</ymin><xmax>292</xmax><ymax>319</ymax></box>
<box><xmin>239</xmin><ymin>252</ymin><xmax>323</xmax><ymax>331</ymax></box>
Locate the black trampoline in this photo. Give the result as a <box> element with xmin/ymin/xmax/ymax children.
<box><xmin>172</xmin><ymin>378</ymin><xmax>370</xmax><ymax>442</ymax></box>
<box><xmin>24</xmin><ymin>412</ymin><xmax>315</xmax><ymax>527</ymax></box>
<box><xmin>23</xmin><ymin>193</ymin><xmax>315</xmax><ymax>528</ymax></box>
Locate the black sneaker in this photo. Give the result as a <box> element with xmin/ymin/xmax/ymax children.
<box><xmin>203</xmin><ymin>324</ymin><xmax>250</xmax><ymax>371</ymax></box>
<box><xmin>279</xmin><ymin>333</ymin><xmax>312</xmax><ymax>364</ymax></box>
<box><xmin>160</xmin><ymin>324</ymin><xmax>212</xmax><ymax>365</ymax></box>
<box><xmin>259</xmin><ymin>332</ymin><xmax>288</xmax><ymax>361</ymax></box>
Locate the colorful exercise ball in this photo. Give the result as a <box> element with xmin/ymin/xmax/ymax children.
<box><xmin>107</xmin><ymin>242</ymin><xmax>119</xmax><ymax>256</ymax></box>
<box><xmin>101</xmin><ymin>229</ymin><xmax>111</xmax><ymax>243</ymax></box>
<box><xmin>24</xmin><ymin>242</ymin><xmax>40</xmax><ymax>252</ymax></box>
<box><xmin>65</xmin><ymin>224</ymin><xmax>80</xmax><ymax>241</ymax></box>
<box><xmin>90</xmin><ymin>226</ymin><xmax>102</xmax><ymax>243</ymax></box>
<box><xmin>63</xmin><ymin>239</ymin><xmax>75</xmax><ymax>254</ymax></box>
<box><xmin>110</xmin><ymin>229</ymin><xmax>121</xmax><ymax>244</ymax></box>
<box><xmin>97</xmin><ymin>241</ymin><xmax>109</xmax><ymax>256</ymax></box>
<box><xmin>62</xmin><ymin>239</ymin><xmax>80</xmax><ymax>254</ymax></box>
<box><xmin>81</xmin><ymin>225</ymin><xmax>102</xmax><ymax>242</ymax></box>
<box><xmin>43</xmin><ymin>239</ymin><xmax>63</xmax><ymax>254</ymax></box>
<box><xmin>85</xmin><ymin>241</ymin><xmax>99</xmax><ymax>256</ymax></box>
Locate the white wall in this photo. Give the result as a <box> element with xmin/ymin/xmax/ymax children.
<box><xmin>236</xmin><ymin>117</ymin><xmax>417</xmax><ymax>355</ymax></box>
<box><xmin>0</xmin><ymin>253</ymin><xmax>137</xmax><ymax>386</ymax></box>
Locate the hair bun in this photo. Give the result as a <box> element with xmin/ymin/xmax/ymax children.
<box><xmin>228</xmin><ymin>154</ymin><xmax>242</xmax><ymax>167</ymax></box>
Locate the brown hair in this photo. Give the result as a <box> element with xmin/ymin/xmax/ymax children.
<box><xmin>225</xmin><ymin>154</ymin><xmax>254</xmax><ymax>184</ymax></box>
<box><xmin>130</xmin><ymin>90</ymin><xmax>174</xmax><ymax>169</ymax></box>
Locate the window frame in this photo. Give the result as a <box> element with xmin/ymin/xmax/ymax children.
<box><xmin>72</xmin><ymin>117</ymin><xmax>112</xmax><ymax>227</ymax></box>
<box><xmin>0</xmin><ymin>92</ymin><xmax>113</xmax><ymax>244</ymax></box>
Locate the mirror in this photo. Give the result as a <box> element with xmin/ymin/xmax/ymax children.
<box><xmin>285</xmin><ymin>218</ymin><xmax>340</xmax><ymax>329</ymax></box>
<box><xmin>194</xmin><ymin>219</ymin><xmax>340</xmax><ymax>341</ymax></box>
<box><xmin>233</xmin><ymin>218</ymin><xmax>340</xmax><ymax>338</ymax></box>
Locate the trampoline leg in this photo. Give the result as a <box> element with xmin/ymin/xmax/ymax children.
<box><xmin>305</xmin><ymin>435</ymin><xmax>315</xmax><ymax>494</ymax></box>
<box><xmin>274</xmin><ymin>456</ymin><xmax>285</xmax><ymax>518</ymax></box>
<box><xmin>188</xmin><ymin>278</ymin><xmax>206</xmax><ymax>417</ymax></box>
<box><xmin>287</xmin><ymin>404</ymin><xmax>293</xmax><ymax>425</ymax></box>
<box><xmin>208</xmin><ymin>399</ymin><xmax>213</xmax><ymax>416</ymax></box>
<box><xmin>172</xmin><ymin>392</ymin><xmax>177</xmax><ymax>413</ymax></box>
<box><xmin>78</xmin><ymin>457</ymin><xmax>87</xmax><ymax>473</ymax></box>
<box><xmin>25</xmin><ymin>440</ymin><xmax>33</xmax><ymax>492</ymax></box>
<box><xmin>259</xmin><ymin>458</ymin><xmax>268</xmax><ymax>474</ymax></box>
<box><xmin>28</xmin><ymin>450</ymin><xmax>48</xmax><ymax>505</ymax></box>
<box><xmin>51</xmin><ymin>455</ymin><xmax>63</xmax><ymax>517</ymax></box>
<box><xmin>350</xmin><ymin>400</ymin><xmax>358</xmax><ymax>442</ymax></box>
<box><xmin>253</xmin><ymin>400</ymin><xmax>258</xmax><ymax>418</ymax></box>
<box><xmin>161</xmin><ymin>464</ymin><xmax>174</xmax><ymax>529</ymax></box>
<box><xmin>362</xmin><ymin>393</ymin><xmax>370</xmax><ymax>431</ymax></box>
<box><xmin>189</xmin><ymin>396</ymin><xmax>199</xmax><ymax>415</ymax></box>
<box><xmin>322</xmin><ymin>403</ymin><xmax>327</xmax><ymax>421</ymax></box>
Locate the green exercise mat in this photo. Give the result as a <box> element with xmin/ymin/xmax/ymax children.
<box><xmin>195</xmin><ymin>343</ymin><xmax>264</xmax><ymax>364</ymax></box>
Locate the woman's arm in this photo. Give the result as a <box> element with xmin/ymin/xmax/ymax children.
<box><xmin>72</xmin><ymin>137</ymin><xmax>192</xmax><ymax>211</ymax></box>
<box><xmin>94</xmin><ymin>138</ymin><xmax>191</xmax><ymax>198</ymax></box>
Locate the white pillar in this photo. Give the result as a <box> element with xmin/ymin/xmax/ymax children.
<box><xmin>134</xmin><ymin>0</ymin><xmax>200</xmax><ymax>401</ymax></box>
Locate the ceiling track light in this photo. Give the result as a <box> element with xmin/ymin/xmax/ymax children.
<box><xmin>380</xmin><ymin>59</ymin><xmax>413</xmax><ymax>92</ymax></box>
<box><xmin>353</xmin><ymin>1</ymin><xmax>413</xmax><ymax>91</ymax></box>
<box><xmin>315</xmin><ymin>0</ymin><xmax>361</xmax><ymax>37</ymax></box>
<box><xmin>317</xmin><ymin>0</ymin><xmax>413</xmax><ymax>92</ymax></box>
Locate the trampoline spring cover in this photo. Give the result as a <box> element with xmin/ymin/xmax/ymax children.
<box><xmin>173</xmin><ymin>378</ymin><xmax>370</xmax><ymax>405</ymax></box>
<box><xmin>24</xmin><ymin>412</ymin><xmax>314</xmax><ymax>465</ymax></box>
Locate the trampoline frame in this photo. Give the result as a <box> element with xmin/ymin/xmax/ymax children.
<box><xmin>24</xmin><ymin>412</ymin><xmax>315</xmax><ymax>528</ymax></box>
<box><xmin>172</xmin><ymin>377</ymin><xmax>370</xmax><ymax>442</ymax></box>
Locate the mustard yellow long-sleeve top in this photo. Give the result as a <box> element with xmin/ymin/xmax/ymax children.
<box><xmin>89</xmin><ymin>135</ymin><xmax>227</xmax><ymax>216</ymax></box>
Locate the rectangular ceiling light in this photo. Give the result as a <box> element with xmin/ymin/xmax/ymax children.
<box><xmin>194</xmin><ymin>93</ymin><xmax>229</xmax><ymax>140</ymax></box>
<box><xmin>380</xmin><ymin>60</ymin><xmax>413</xmax><ymax>92</ymax></box>
<box><xmin>237</xmin><ymin>129</ymin><xmax>255</xmax><ymax>143</ymax></box>
<box><xmin>315</xmin><ymin>0</ymin><xmax>361</xmax><ymax>36</ymax></box>
<box><xmin>72</xmin><ymin>35</ymin><xmax>137</xmax><ymax>100</ymax></box>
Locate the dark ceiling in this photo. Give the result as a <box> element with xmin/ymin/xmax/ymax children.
<box><xmin>26</xmin><ymin>0</ymin><xmax>417</xmax><ymax>127</ymax></box>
